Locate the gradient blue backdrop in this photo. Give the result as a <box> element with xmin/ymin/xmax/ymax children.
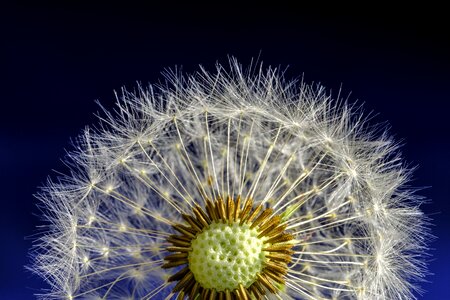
<box><xmin>1</xmin><ymin>3</ymin><xmax>449</xmax><ymax>299</ymax></box>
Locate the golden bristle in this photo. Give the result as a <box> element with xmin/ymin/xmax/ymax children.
<box><xmin>167</xmin><ymin>236</ymin><xmax>191</xmax><ymax>247</ymax></box>
<box><xmin>263</xmin><ymin>224</ymin><xmax>287</xmax><ymax>239</ymax></box>
<box><xmin>263</xmin><ymin>269</ymin><xmax>285</xmax><ymax>284</ymax></box>
<box><xmin>248</xmin><ymin>285</ymin><xmax>261</xmax><ymax>300</ymax></box>
<box><xmin>256</xmin><ymin>273</ymin><xmax>276</xmax><ymax>293</ymax></box>
<box><xmin>266</xmin><ymin>253</ymin><xmax>292</xmax><ymax>264</ymax></box>
<box><xmin>251</xmin><ymin>281</ymin><xmax>265</xmax><ymax>295</ymax></box>
<box><xmin>216</xmin><ymin>197</ymin><xmax>227</xmax><ymax>222</ymax></box>
<box><xmin>209</xmin><ymin>289</ymin><xmax>217</xmax><ymax>300</ymax></box>
<box><xmin>265</xmin><ymin>233</ymin><xmax>294</xmax><ymax>244</ymax></box>
<box><xmin>218</xmin><ymin>291</ymin><xmax>224</xmax><ymax>300</ymax></box>
<box><xmin>193</xmin><ymin>205</ymin><xmax>210</xmax><ymax>227</ymax></box>
<box><xmin>226</xmin><ymin>196</ymin><xmax>234</xmax><ymax>223</ymax></box>
<box><xmin>164</xmin><ymin>253</ymin><xmax>188</xmax><ymax>261</ymax></box>
<box><xmin>264</xmin><ymin>261</ymin><xmax>288</xmax><ymax>275</ymax></box>
<box><xmin>239</xmin><ymin>198</ymin><xmax>254</xmax><ymax>224</ymax></box>
<box><xmin>238</xmin><ymin>284</ymin><xmax>249</xmax><ymax>300</ymax></box>
<box><xmin>168</xmin><ymin>266</ymin><xmax>190</xmax><ymax>282</ymax></box>
<box><xmin>173</xmin><ymin>224</ymin><xmax>197</xmax><ymax>238</ymax></box>
<box><xmin>246</xmin><ymin>204</ymin><xmax>263</xmax><ymax>224</ymax></box>
<box><xmin>201</xmin><ymin>288</ymin><xmax>209</xmax><ymax>299</ymax></box>
<box><xmin>161</xmin><ymin>260</ymin><xmax>188</xmax><ymax>269</ymax></box>
<box><xmin>173</xmin><ymin>271</ymin><xmax>194</xmax><ymax>292</ymax></box>
<box><xmin>189</xmin><ymin>282</ymin><xmax>200</xmax><ymax>299</ymax></box>
<box><xmin>176</xmin><ymin>291</ymin><xmax>185</xmax><ymax>300</ymax></box>
<box><xmin>206</xmin><ymin>200</ymin><xmax>218</xmax><ymax>222</ymax></box>
<box><xmin>166</xmin><ymin>246</ymin><xmax>192</xmax><ymax>253</ymax></box>
<box><xmin>182</xmin><ymin>214</ymin><xmax>204</xmax><ymax>232</ymax></box>
<box><xmin>250</xmin><ymin>208</ymin><xmax>273</xmax><ymax>229</ymax></box>
<box><xmin>257</xmin><ymin>215</ymin><xmax>281</xmax><ymax>235</ymax></box>
<box><xmin>263</xmin><ymin>244</ymin><xmax>294</xmax><ymax>254</ymax></box>
<box><xmin>234</xmin><ymin>195</ymin><xmax>241</xmax><ymax>220</ymax></box>
<box><xmin>224</xmin><ymin>289</ymin><xmax>232</xmax><ymax>300</ymax></box>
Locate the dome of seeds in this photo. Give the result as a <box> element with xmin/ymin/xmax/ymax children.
<box><xmin>188</xmin><ymin>221</ymin><xmax>265</xmax><ymax>291</ymax></box>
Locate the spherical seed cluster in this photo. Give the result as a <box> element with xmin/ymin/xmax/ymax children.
<box><xmin>188</xmin><ymin>221</ymin><xmax>266</xmax><ymax>291</ymax></box>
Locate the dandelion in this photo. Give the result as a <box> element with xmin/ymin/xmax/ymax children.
<box><xmin>31</xmin><ymin>60</ymin><xmax>429</xmax><ymax>299</ymax></box>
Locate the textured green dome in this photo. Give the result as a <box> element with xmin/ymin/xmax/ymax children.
<box><xmin>188</xmin><ymin>221</ymin><xmax>266</xmax><ymax>291</ymax></box>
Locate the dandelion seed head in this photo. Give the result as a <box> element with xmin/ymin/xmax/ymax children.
<box><xmin>30</xmin><ymin>59</ymin><xmax>429</xmax><ymax>299</ymax></box>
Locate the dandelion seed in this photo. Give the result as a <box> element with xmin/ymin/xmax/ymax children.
<box><xmin>30</xmin><ymin>59</ymin><xmax>429</xmax><ymax>299</ymax></box>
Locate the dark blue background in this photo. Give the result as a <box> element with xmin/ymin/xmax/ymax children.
<box><xmin>1</xmin><ymin>3</ymin><xmax>449</xmax><ymax>299</ymax></box>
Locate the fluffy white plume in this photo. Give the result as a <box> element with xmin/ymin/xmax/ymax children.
<box><xmin>30</xmin><ymin>60</ymin><xmax>429</xmax><ymax>300</ymax></box>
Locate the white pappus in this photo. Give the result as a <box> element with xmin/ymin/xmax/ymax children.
<box><xmin>30</xmin><ymin>59</ymin><xmax>429</xmax><ymax>300</ymax></box>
